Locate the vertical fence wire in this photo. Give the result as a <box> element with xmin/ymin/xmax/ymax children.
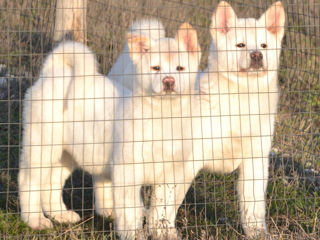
<box><xmin>0</xmin><ymin>0</ymin><xmax>319</xmax><ymax>239</ymax></box>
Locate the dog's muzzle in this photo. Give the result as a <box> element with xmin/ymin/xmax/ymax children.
<box><xmin>162</xmin><ymin>76</ymin><xmax>175</xmax><ymax>93</ymax></box>
<box><xmin>249</xmin><ymin>50</ymin><xmax>264</xmax><ymax>69</ymax></box>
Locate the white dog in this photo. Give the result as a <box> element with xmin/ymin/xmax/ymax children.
<box><xmin>18</xmin><ymin>40</ymin><xmax>128</xmax><ymax>229</ymax></box>
<box><xmin>109</xmin><ymin>21</ymin><xmax>201</xmax><ymax>239</ymax></box>
<box><xmin>93</xmin><ymin>19</ymin><xmax>166</xmax><ymax>218</ymax></box>
<box><xmin>192</xmin><ymin>1</ymin><xmax>286</xmax><ymax>237</ymax></box>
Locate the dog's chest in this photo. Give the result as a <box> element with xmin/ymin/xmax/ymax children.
<box><xmin>205</xmin><ymin>77</ymin><xmax>279</xmax><ymax>139</ymax></box>
<box><xmin>118</xmin><ymin>96</ymin><xmax>193</xmax><ymax>162</ymax></box>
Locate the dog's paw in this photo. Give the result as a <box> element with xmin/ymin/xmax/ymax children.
<box><xmin>52</xmin><ymin>210</ymin><xmax>81</xmax><ymax>223</ymax></box>
<box><xmin>95</xmin><ymin>207</ymin><xmax>113</xmax><ymax>218</ymax></box>
<box><xmin>26</xmin><ymin>215</ymin><xmax>53</xmax><ymax>229</ymax></box>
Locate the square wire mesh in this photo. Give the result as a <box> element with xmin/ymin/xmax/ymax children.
<box><xmin>0</xmin><ymin>0</ymin><xmax>319</xmax><ymax>239</ymax></box>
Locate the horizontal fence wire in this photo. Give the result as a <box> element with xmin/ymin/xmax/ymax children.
<box><xmin>0</xmin><ymin>0</ymin><xmax>319</xmax><ymax>239</ymax></box>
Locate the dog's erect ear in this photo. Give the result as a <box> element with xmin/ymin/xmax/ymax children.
<box><xmin>259</xmin><ymin>1</ymin><xmax>285</xmax><ymax>37</ymax></box>
<box><xmin>127</xmin><ymin>33</ymin><xmax>150</xmax><ymax>61</ymax></box>
<box><xmin>175</xmin><ymin>23</ymin><xmax>201</xmax><ymax>56</ymax></box>
<box><xmin>211</xmin><ymin>1</ymin><xmax>237</xmax><ymax>35</ymax></box>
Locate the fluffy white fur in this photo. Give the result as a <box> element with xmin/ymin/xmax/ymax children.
<box><xmin>93</xmin><ymin>18</ymin><xmax>167</xmax><ymax>219</ymax></box>
<box><xmin>192</xmin><ymin>1</ymin><xmax>286</xmax><ymax>237</ymax></box>
<box><xmin>19</xmin><ymin>18</ymin><xmax>202</xmax><ymax>239</ymax></box>
<box><xmin>19</xmin><ymin>41</ymin><xmax>129</xmax><ymax>229</ymax></box>
<box><xmin>20</xmin><ymin>2</ymin><xmax>285</xmax><ymax>236</ymax></box>
<box><xmin>115</xmin><ymin>3</ymin><xmax>285</xmax><ymax>238</ymax></box>
<box><xmin>108</xmin><ymin>21</ymin><xmax>201</xmax><ymax>239</ymax></box>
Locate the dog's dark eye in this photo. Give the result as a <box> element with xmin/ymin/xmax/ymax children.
<box><xmin>261</xmin><ymin>43</ymin><xmax>268</xmax><ymax>49</ymax></box>
<box><xmin>176</xmin><ymin>66</ymin><xmax>185</xmax><ymax>71</ymax></box>
<box><xmin>236</xmin><ymin>43</ymin><xmax>246</xmax><ymax>48</ymax></box>
<box><xmin>151</xmin><ymin>66</ymin><xmax>161</xmax><ymax>71</ymax></box>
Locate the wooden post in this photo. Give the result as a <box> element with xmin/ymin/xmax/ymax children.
<box><xmin>54</xmin><ymin>0</ymin><xmax>88</xmax><ymax>43</ymax></box>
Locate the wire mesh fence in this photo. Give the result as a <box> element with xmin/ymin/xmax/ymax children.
<box><xmin>0</xmin><ymin>0</ymin><xmax>319</xmax><ymax>239</ymax></box>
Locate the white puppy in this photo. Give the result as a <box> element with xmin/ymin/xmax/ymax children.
<box><xmin>93</xmin><ymin>19</ymin><xmax>166</xmax><ymax>218</ymax></box>
<box><xmin>110</xmin><ymin>21</ymin><xmax>201</xmax><ymax>239</ymax></box>
<box><xmin>19</xmin><ymin>41</ymin><xmax>128</xmax><ymax>229</ymax></box>
<box><xmin>193</xmin><ymin>1</ymin><xmax>286</xmax><ymax>237</ymax></box>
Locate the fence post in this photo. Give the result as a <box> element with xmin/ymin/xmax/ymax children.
<box><xmin>54</xmin><ymin>0</ymin><xmax>88</xmax><ymax>43</ymax></box>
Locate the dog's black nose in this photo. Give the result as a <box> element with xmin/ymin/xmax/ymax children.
<box><xmin>250</xmin><ymin>50</ymin><xmax>263</xmax><ymax>69</ymax></box>
<box><xmin>162</xmin><ymin>76</ymin><xmax>175</xmax><ymax>92</ymax></box>
<box><xmin>250</xmin><ymin>51</ymin><xmax>263</xmax><ymax>61</ymax></box>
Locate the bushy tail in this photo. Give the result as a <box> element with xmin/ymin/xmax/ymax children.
<box><xmin>53</xmin><ymin>40</ymin><xmax>97</xmax><ymax>80</ymax></box>
<box><xmin>39</xmin><ymin>41</ymin><xmax>99</xmax><ymax>99</ymax></box>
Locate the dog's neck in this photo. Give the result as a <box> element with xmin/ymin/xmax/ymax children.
<box><xmin>201</xmin><ymin>71</ymin><xmax>278</xmax><ymax>93</ymax></box>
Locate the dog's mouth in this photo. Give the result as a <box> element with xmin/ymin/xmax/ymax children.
<box><xmin>239</xmin><ymin>64</ymin><xmax>267</xmax><ymax>75</ymax></box>
<box><xmin>249</xmin><ymin>61</ymin><xmax>264</xmax><ymax>70</ymax></box>
<box><xmin>162</xmin><ymin>89</ymin><xmax>177</xmax><ymax>94</ymax></box>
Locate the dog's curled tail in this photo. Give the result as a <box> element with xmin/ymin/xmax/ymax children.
<box><xmin>42</xmin><ymin>41</ymin><xmax>98</xmax><ymax>96</ymax></box>
<box><xmin>23</xmin><ymin>41</ymin><xmax>99</xmax><ymax>112</ymax></box>
<box><xmin>54</xmin><ymin>41</ymin><xmax>98</xmax><ymax>81</ymax></box>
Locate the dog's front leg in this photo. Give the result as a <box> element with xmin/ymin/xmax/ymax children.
<box><xmin>93</xmin><ymin>176</ymin><xmax>113</xmax><ymax>217</ymax></box>
<box><xmin>113</xmin><ymin>164</ymin><xmax>145</xmax><ymax>240</ymax></box>
<box><xmin>148</xmin><ymin>182</ymin><xmax>190</xmax><ymax>240</ymax></box>
<box><xmin>238</xmin><ymin>157</ymin><xmax>269</xmax><ymax>238</ymax></box>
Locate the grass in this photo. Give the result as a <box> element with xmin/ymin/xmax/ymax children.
<box><xmin>0</xmin><ymin>0</ymin><xmax>319</xmax><ymax>239</ymax></box>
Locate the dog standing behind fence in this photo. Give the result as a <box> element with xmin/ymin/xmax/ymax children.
<box><xmin>192</xmin><ymin>1</ymin><xmax>286</xmax><ymax>237</ymax></box>
<box><xmin>18</xmin><ymin>40</ymin><xmax>127</xmax><ymax>229</ymax></box>
<box><xmin>93</xmin><ymin>18</ymin><xmax>166</xmax><ymax>218</ymax></box>
<box><xmin>108</xmin><ymin>21</ymin><xmax>201</xmax><ymax>239</ymax></box>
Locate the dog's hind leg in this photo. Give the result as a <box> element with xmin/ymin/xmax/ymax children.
<box><xmin>19</xmin><ymin>144</ymin><xmax>53</xmax><ymax>229</ymax></box>
<box><xmin>40</xmin><ymin>147</ymin><xmax>80</xmax><ymax>224</ymax></box>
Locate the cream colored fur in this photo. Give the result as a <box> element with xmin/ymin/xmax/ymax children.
<box><xmin>126</xmin><ymin>3</ymin><xmax>285</xmax><ymax>238</ymax></box>
<box><xmin>93</xmin><ymin>18</ymin><xmax>166</xmax><ymax>218</ymax></box>
<box><xmin>192</xmin><ymin>1</ymin><xmax>286</xmax><ymax>237</ymax></box>
<box><xmin>19</xmin><ymin>41</ymin><xmax>127</xmax><ymax>229</ymax></box>
<box><xmin>20</xmin><ymin>1</ymin><xmax>285</xmax><ymax>236</ymax></box>
<box><xmin>19</xmin><ymin>18</ymin><xmax>202</xmax><ymax>240</ymax></box>
<box><xmin>109</xmin><ymin>20</ymin><xmax>201</xmax><ymax>239</ymax></box>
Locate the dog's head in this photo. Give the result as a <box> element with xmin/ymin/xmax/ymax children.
<box><xmin>210</xmin><ymin>1</ymin><xmax>285</xmax><ymax>80</ymax></box>
<box><xmin>127</xmin><ymin>23</ymin><xmax>201</xmax><ymax>95</ymax></box>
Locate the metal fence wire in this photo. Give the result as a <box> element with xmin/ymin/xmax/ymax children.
<box><xmin>0</xmin><ymin>0</ymin><xmax>319</xmax><ymax>239</ymax></box>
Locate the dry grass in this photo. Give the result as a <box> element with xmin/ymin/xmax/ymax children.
<box><xmin>0</xmin><ymin>0</ymin><xmax>319</xmax><ymax>238</ymax></box>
